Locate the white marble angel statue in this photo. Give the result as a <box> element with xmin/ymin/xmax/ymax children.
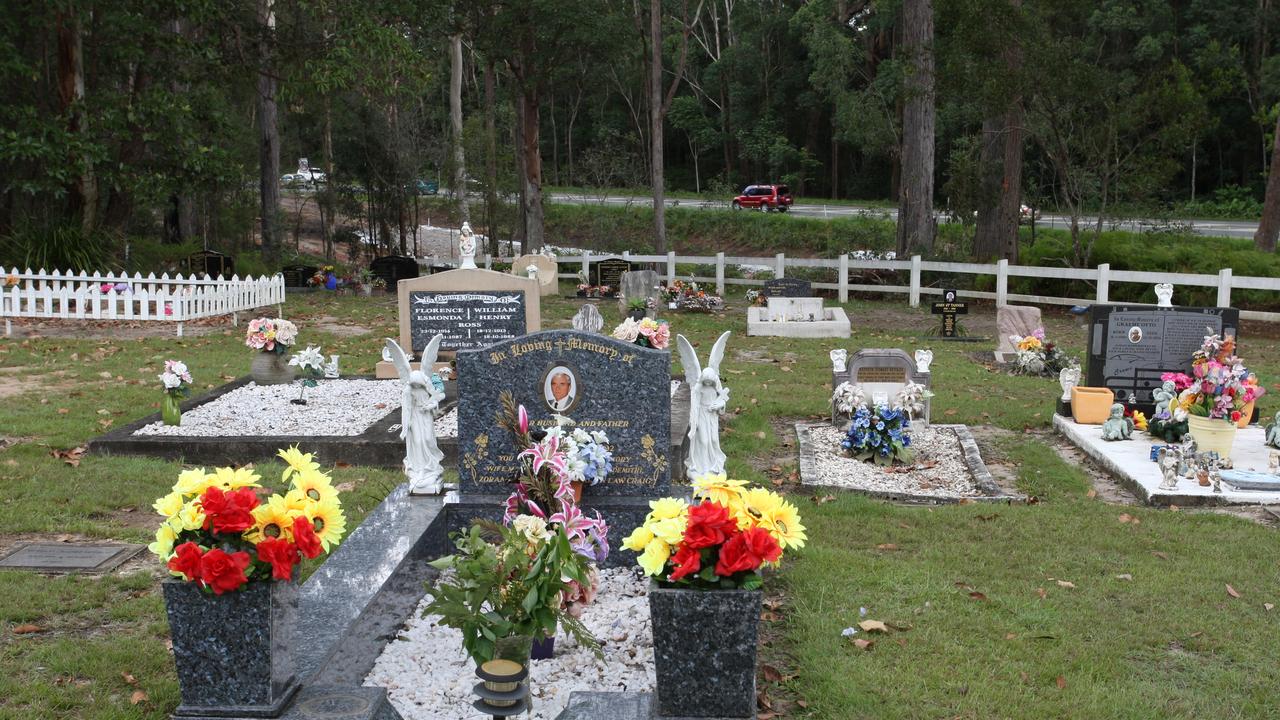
<box><xmin>677</xmin><ymin>331</ymin><xmax>731</xmax><ymax>481</ymax></box>
<box><xmin>458</xmin><ymin>222</ymin><xmax>478</xmax><ymax>269</ymax></box>
<box><xmin>385</xmin><ymin>335</ymin><xmax>446</xmax><ymax>495</ymax></box>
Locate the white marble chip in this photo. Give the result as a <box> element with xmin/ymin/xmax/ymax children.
<box><xmin>365</xmin><ymin>568</ymin><xmax>654</xmax><ymax>720</ymax></box>
<box><xmin>806</xmin><ymin>424</ymin><xmax>983</xmax><ymax>498</ymax></box>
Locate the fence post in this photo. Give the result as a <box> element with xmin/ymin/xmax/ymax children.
<box><xmin>996</xmin><ymin>259</ymin><xmax>1009</xmax><ymax>307</ymax></box>
<box><xmin>775</xmin><ymin>253</ymin><xmax>785</xmax><ymax>278</ymax></box>
<box><xmin>715</xmin><ymin>252</ymin><xmax>725</xmax><ymax>296</ymax></box>
<box><xmin>909</xmin><ymin>255</ymin><xmax>922</xmax><ymax>307</ymax></box>
<box><xmin>1096</xmin><ymin>263</ymin><xmax>1110</xmax><ymax>304</ymax></box>
<box><xmin>581</xmin><ymin>250</ymin><xmax>591</xmax><ymax>283</ymax></box>
<box><xmin>838</xmin><ymin>253</ymin><xmax>849</xmax><ymax>304</ymax></box>
<box><xmin>1217</xmin><ymin>268</ymin><xmax>1233</xmax><ymax>307</ymax></box>
<box><xmin>667</xmin><ymin>251</ymin><xmax>677</xmax><ymax>284</ymax></box>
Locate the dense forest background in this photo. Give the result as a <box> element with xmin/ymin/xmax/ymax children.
<box><xmin>4</xmin><ymin>0</ymin><xmax>1280</xmax><ymax>274</ymax></box>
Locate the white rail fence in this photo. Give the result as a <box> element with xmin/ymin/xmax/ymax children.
<box><xmin>481</xmin><ymin>250</ymin><xmax>1279</xmax><ymax>323</ymax></box>
<box><xmin>1</xmin><ymin>268</ymin><xmax>286</xmax><ymax>337</ymax></box>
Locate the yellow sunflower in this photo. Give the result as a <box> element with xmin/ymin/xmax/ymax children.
<box><xmin>277</xmin><ymin>446</ymin><xmax>320</xmax><ymax>483</ymax></box>
<box><xmin>731</xmin><ymin>487</ymin><xmax>784</xmax><ymax>531</ymax></box>
<box><xmin>173</xmin><ymin>468</ymin><xmax>212</xmax><ymax>497</ymax></box>
<box><xmin>691</xmin><ymin>473</ymin><xmax>747</xmax><ymax>511</ymax></box>
<box><xmin>249</xmin><ymin>495</ymin><xmax>300</xmax><ymax>544</ymax></box>
<box><xmin>205</xmin><ymin>466</ymin><xmax>261</xmax><ymax>492</ymax></box>
<box><xmin>153</xmin><ymin>492</ymin><xmax>185</xmax><ymax>518</ymax></box>
<box><xmin>290</xmin><ymin>469</ymin><xmax>338</xmax><ymax>505</ymax></box>
<box><xmin>302</xmin><ymin>497</ymin><xmax>347</xmax><ymax>552</ymax></box>
<box><xmin>758</xmin><ymin>498</ymin><xmax>808</xmax><ymax>550</ymax></box>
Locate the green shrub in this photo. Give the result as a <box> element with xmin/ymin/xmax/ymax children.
<box><xmin>0</xmin><ymin>223</ymin><xmax>116</xmax><ymax>272</ymax></box>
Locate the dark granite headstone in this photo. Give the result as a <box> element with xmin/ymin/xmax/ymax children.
<box><xmin>590</xmin><ymin>256</ymin><xmax>634</xmax><ymax>293</ymax></box>
<box><xmin>369</xmin><ymin>255</ymin><xmax>419</xmax><ymax>294</ymax></box>
<box><xmin>456</xmin><ymin>330</ymin><xmax>672</xmax><ymax>497</ymax></box>
<box><xmin>1087</xmin><ymin>304</ymin><xmax>1239</xmax><ymax>412</ymax></box>
<box><xmin>282</xmin><ymin>264</ymin><xmax>317</xmax><ymax>288</ymax></box>
<box><xmin>187</xmin><ymin>249</ymin><xmax>234</xmax><ymax>278</ymax></box>
<box><xmin>0</xmin><ymin>543</ymin><xmax>142</xmax><ymax>573</ymax></box>
<box><xmin>407</xmin><ymin>290</ymin><xmax>527</xmax><ymax>354</ymax></box>
<box><xmin>931</xmin><ymin>289</ymin><xmax>968</xmax><ymax>337</ymax></box>
<box><xmin>762</xmin><ymin>277</ymin><xmax>811</xmax><ymax>298</ymax></box>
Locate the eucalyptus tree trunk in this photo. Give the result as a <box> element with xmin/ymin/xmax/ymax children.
<box><xmin>256</xmin><ymin>0</ymin><xmax>281</xmax><ymax>262</ymax></box>
<box><xmin>895</xmin><ymin>0</ymin><xmax>936</xmax><ymax>255</ymax></box>
<box><xmin>56</xmin><ymin>9</ymin><xmax>96</xmax><ymax>237</ymax></box>
<box><xmin>1255</xmin><ymin>109</ymin><xmax>1280</xmax><ymax>252</ymax></box>
<box><xmin>650</xmin><ymin>0</ymin><xmax>668</xmax><ymax>254</ymax></box>
<box><xmin>483</xmin><ymin>58</ymin><xmax>499</xmax><ymax>256</ymax></box>
<box><xmin>450</xmin><ymin>33</ymin><xmax>470</xmax><ymax>223</ymax></box>
<box><xmin>973</xmin><ymin>107</ymin><xmax>1024</xmax><ymax>262</ymax></box>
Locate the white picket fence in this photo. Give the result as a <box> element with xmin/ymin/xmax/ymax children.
<box><xmin>489</xmin><ymin>250</ymin><xmax>1280</xmax><ymax>323</ymax></box>
<box><xmin>1</xmin><ymin>267</ymin><xmax>286</xmax><ymax>337</ymax></box>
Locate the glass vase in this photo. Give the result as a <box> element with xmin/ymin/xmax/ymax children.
<box><xmin>491</xmin><ymin>634</ymin><xmax>533</xmax><ymax>666</ymax></box>
<box><xmin>162</xmin><ymin>393</ymin><xmax>182</xmax><ymax>426</ymax></box>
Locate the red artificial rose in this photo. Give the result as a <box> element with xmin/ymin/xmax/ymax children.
<box><xmin>668</xmin><ymin>545</ymin><xmax>702</xmax><ymax>581</ymax></box>
<box><xmin>199</xmin><ymin>486</ymin><xmax>259</xmax><ymax>535</ymax></box>
<box><xmin>1231</xmin><ymin>410</ymin><xmax>1242</xmax><ymax>422</ymax></box>
<box><xmin>742</xmin><ymin>527</ymin><xmax>782</xmax><ymax>565</ymax></box>
<box><xmin>682</xmin><ymin>502</ymin><xmax>738</xmax><ymax>550</ymax></box>
<box><xmin>167</xmin><ymin>541</ymin><xmax>204</xmax><ymax>581</ymax></box>
<box><xmin>199</xmin><ymin>548</ymin><xmax>251</xmax><ymax>595</ymax></box>
<box><xmin>714</xmin><ymin>527</ymin><xmax>781</xmax><ymax>577</ymax></box>
<box><xmin>292</xmin><ymin>515</ymin><xmax>323</xmax><ymax>559</ymax></box>
<box><xmin>256</xmin><ymin>537</ymin><xmax>299</xmax><ymax>581</ymax></box>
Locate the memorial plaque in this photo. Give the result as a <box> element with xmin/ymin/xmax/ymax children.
<box><xmin>762</xmin><ymin>277</ymin><xmax>812</xmax><ymax>298</ymax></box>
<box><xmin>0</xmin><ymin>543</ymin><xmax>143</xmax><ymax>573</ymax></box>
<box><xmin>395</xmin><ymin>269</ymin><xmax>540</xmax><ymax>357</ymax></box>
<box><xmin>931</xmin><ymin>289</ymin><xmax>968</xmax><ymax>338</ymax></box>
<box><xmin>456</xmin><ymin>330</ymin><xmax>672</xmax><ymax>497</ymax></box>
<box><xmin>281</xmin><ymin>264</ymin><xmax>317</xmax><ymax>288</ymax></box>
<box><xmin>590</xmin><ymin>256</ymin><xmax>634</xmax><ymax>293</ymax></box>
<box><xmin>1087</xmin><ymin>304</ymin><xmax>1239</xmax><ymax>411</ymax></box>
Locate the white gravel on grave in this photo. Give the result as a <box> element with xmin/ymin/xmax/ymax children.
<box><xmin>133</xmin><ymin>379</ymin><xmax>458</xmax><ymax>438</ymax></box>
<box><xmin>365</xmin><ymin>568</ymin><xmax>654</xmax><ymax>720</ymax></box>
<box><xmin>807</xmin><ymin>424</ymin><xmax>983</xmax><ymax>498</ymax></box>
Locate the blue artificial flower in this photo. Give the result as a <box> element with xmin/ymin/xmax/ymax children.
<box><xmin>876</xmin><ymin>421</ymin><xmax>886</xmax><ymax>431</ymax></box>
<box><xmin>902</xmin><ymin>435</ymin><xmax>912</xmax><ymax>447</ymax></box>
<box><xmin>870</xmin><ymin>434</ymin><xmax>881</xmax><ymax>447</ymax></box>
<box><xmin>882</xmin><ymin>408</ymin><xmax>900</xmax><ymax>423</ymax></box>
<box><xmin>879</xmin><ymin>444</ymin><xmax>890</xmax><ymax>456</ymax></box>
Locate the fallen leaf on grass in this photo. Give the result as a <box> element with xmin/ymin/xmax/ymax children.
<box><xmin>1152</xmin><ymin>551</ymin><xmax>1169</xmax><ymax>560</ymax></box>
<box><xmin>858</xmin><ymin>620</ymin><xmax>890</xmax><ymax>633</ymax></box>
<box><xmin>121</xmin><ymin>672</ymin><xmax>138</xmax><ymax>685</ymax></box>
<box><xmin>761</xmin><ymin>664</ymin><xmax>783</xmax><ymax>683</ymax></box>
<box><xmin>1035</xmin><ymin>587</ymin><xmax>1048</xmax><ymax>600</ymax></box>
<box><xmin>12</xmin><ymin>624</ymin><xmax>43</xmax><ymax>634</ymax></box>
<box><xmin>875</xmin><ymin>543</ymin><xmax>898</xmax><ymax>551</ymax></box>
<box><xmin>130</xmin><ymin>690</ymin><xmax>148</xmax><ymax>705</ymax></box>
<box><xmin>969</xmin><ymin>591</ymin><xmax>988</xmax><ymax>601</ymax></box>
<box><xmin>754</xmin><ymin>431</ymin><xmax>766</xmax><ymax>440</ymax></box>
<box><xmin>976</xmin><ymin>513</ymin><xmax>999</xmax><ymax>522</ymax></box>
<box><xmin>1056</xmin><ymin>676</ymin><xmax>1067</xmax><ymax>690</ymax></box>
<box><xmin>853</xmin><ymin>638</ymin><xmax>874</xmax><ymax>650</ymax></box>
<box><xmin>811</xmin><ymin>495</ymin><xmax>836</xmax><ymax>505</ymax></box>
<box><xmin>1118</xmin><ymin>513</ymin><xmax>1140</xmax><ymax>524</ymax></box>
<box><xmin>944</xmin><ymin>408</ymin><xmax>958</xmax><ymax>416</ymax></box>
<box><xmin>1086</xmin><ymin>489</ymin><xmax>1097</xmax><ymax>499</ymax></box>
<box><xmin>56</xmin><ymin>408</ymin><xmax>69</xmax><ymax>415</ymax></box>
<box><xmin>1056</xmin><ymin>580</ymin><xmax>1076</xmax><ymax>589</ymax></box>
<box><xmin>1189</xmin><ymin>631</ymin><xmax>1203</xmax><ymax>638</ymax></box>
<box><xmin>1226</xmin><ymin>584</ymin><xmax>1242</xmax><ymax>598</ymax></box>
<box><xmin>1004</xmin><ymin>633</ymin><xmax>1017</xmax><ymax>640</ymax></box>
<box><xmin>50</xmin><ymin>447</ymin><xmax>86</xmax><ymax>467</ymax></box>
<box><xmin>1265</xmin><ymin>603</ymin><xmax>1274</xmax><ymax>612</ymax></box>
<box><xmin>1115</xmin><ymin>574</ymin><xmax>1133</xmax><ymax>581</ymax></box>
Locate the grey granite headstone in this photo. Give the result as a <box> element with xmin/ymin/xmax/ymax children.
<box><xmin>0</xmin><ymin>543</ymin><xmax>142</xmax><ymax>573</ymax></box>
<box><xmin>1086</xmin><ymin>304</ymin><xmax>1240</xmax><ymax>412</ymax></box>
<box><xmin>456</xmin><ymin>330</ymin><xmax>672</xmax><ymax>497</ymax></box>
<box><xmin>840</xmin><ymin>348</ymin><xmax>931</xmax><ymax>423</ymax></box>
<box><xmin>762</xmin><ymin>277</ymin><xmax>811</xmax><ymax>297</ymax></box>
<box><xmin>590</xmin><ymin>256</ymin><xmax>634</xmax><ymax>293</ymax></box>
<box><xmin>572</xmin><ymin>304</ymin><xmax>605</xmax><ymax>333</ymax></box>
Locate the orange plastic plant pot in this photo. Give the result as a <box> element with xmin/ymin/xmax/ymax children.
<box><xmin>1071</xmin><ymin>387</ymin><xmax>1115</xmax><ymax>425</ymax></box>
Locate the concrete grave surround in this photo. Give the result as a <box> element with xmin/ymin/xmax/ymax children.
<box><xmin>509</xmin><ymin>253</ymin><xmax>558</xmax><ymax>296</ymax></box>
<box><xmin>1054</xmin><ymin>415</ymin><xmax>1280</xmax><ymax>506</ymax></box>
<box><xmin>620</xmin><ymin>269</ymin><xmax>661</xmax><ymax>315</ymax></box>
<box><xmin>747</xmin><ymin>298</ymin><xmax>851</xmax><ymax>338</ymax></box>
<box><xmin>994</xmin><ymin>305</ymin><xmax>1043</xmax><ymax>361</ymax></box>
<box><xmin>375</xmin><ymin>268</ymin><xmax>540</xmax><ymax>378</ymax></box>
<box><xmin>833</xmin><ymin>348</ymin><xmax>932</xmax><ymax>423</ymax></box>
<box><xmin>1085</xmin><ymin>304</ymin><xmax>1239</xmax><ymax>412</ymax></box>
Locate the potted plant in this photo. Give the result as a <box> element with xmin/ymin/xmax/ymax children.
<box><xmin>623</xmin><ymin>474</ymin><xmax>806</xmax><ymax>719</ymax></box>
<box><xmin>1181</xmin><ymin>332</ymin><xmax>1265</xmax><ymax>459</ymax></box>
<box><xmin>372</xmin><ymin>276</ymin><xmax>388</xmax><ymax>295</ymax></box>
<box><xmin>245</xmin><ymin>317</ymin><xmax>300</xmax><ymax>385</ymax></box>
<box><xmin>626</xmin><ymin>296</ymin><xmax>649</xmax><ymax>321</ymax></box>
<box><xmin>158</xmin><ymin>359</ymin><xmax>193</xmax><ymax>426</ymax></box>
<box><xmin>288</xmin><ymin>345</ymin><xmax>326</xmax><ymax>405</ymax></box>
<box><xmin>423</xmin><ymin>521</ymin><xmax>601</xmax><ymax>666</ymax></box>
<box><xmin>150</xmin><ymin>448</ymin><xmax>347</xmax><ymax>718</ymax></box>
<box><xmin>357</xmin><ymin>269</ymin><xmax>376</xmax><ymax>296</ymax></box>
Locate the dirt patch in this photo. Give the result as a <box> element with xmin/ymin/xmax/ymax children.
<box><xmin>4</xmin><ymin>316</ymin><xmax>237</xmax><ymax>340</ymax></box>
<box><xmin>733</xmin><ymin>348</ymin><xmax>801</xmax><ymax>365</ymax></box>
<box><xmin>312</xmin><ymin>315</ymin><xmax>373</xmax><ymax>337</ymax></box>
<box><xmin>0</xmin><ymin>365</ymin><xmax>76</xmax><ymax>400</ymax></box>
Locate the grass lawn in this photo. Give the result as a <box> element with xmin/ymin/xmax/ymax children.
<box><xmin>1</xmin><ymin>289</ymin><xmax>1277</xmax><ymax>718</ymax></box>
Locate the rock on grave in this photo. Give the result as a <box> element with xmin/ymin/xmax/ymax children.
<box><xmin>509</xmin><ymin>253</ymin><xmax>558</xmax><ymax>296</ymax></box>
<box><xmin>994</xmin><ymin>305</ymin><xmax>1042</xmax><ymax>361</ymax></box>
<box><xmin>762</xmin><ymin>277</ymin><xmax>812</xmax><ymax>298</ymax></box>
<box><xmin>837</xmin><ymin>348</ymin><xmax>932</xmax><ymax>424</ymax></box>
<box><xmin>620</xmin><ymin>270</ymin><xmax>661</xmax><ymax>316</ymax></box>
<box><xmin>572</xmin><ymin>304</ymin><xmax>605</xmax><ymax>333</ymax></box>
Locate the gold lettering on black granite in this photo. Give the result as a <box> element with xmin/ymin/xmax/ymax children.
<box><xmin>486</xmin><ymin>337</ymin><xmax>638</xmax><ymax>365</ymax></box>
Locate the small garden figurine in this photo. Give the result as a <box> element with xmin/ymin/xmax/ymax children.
<box><xmin>1101</xmin><ymin>403</ymin><xmax>1134</xmax><ymax>440</ymax></box>
<box><xmin>1157</xmin><ymin>446</ymin><xmax>1180</xmax><ymax>491</ymax></box>
<box><xmin>677</xmin><ymin>331</ymin><xmax>731</xmax><ymax>480</ymax></box>
<box><xmin>1266</xmin><ymin>411</ymin><xmax>1280</xmax><ymax>449</ymax></box>
<box><xmin>1151</xmin><ymin>380</ymin><xmax>1177</xmax><ymax>419</ymax></box>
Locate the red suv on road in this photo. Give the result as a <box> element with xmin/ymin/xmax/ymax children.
<box><xmin>732</xmin><ymin>184</ymin><xmax>793</xmax><ymax>212</ymax></box>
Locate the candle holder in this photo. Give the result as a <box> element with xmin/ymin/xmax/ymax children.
<box><xmin>473</xmin><ymin>658</ymin><xmax>528</xmax><ymax>718</ymax></box>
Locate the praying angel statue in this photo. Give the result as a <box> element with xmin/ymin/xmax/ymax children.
<box><xmin>677</xmin><ymin>330</ymin><xmax>731</xmax><ymax>481</ymax></box>
<box><xmin>385</xmin><ymin>335</ymin><xmax>446</xmax><ymax>495</ymax></box>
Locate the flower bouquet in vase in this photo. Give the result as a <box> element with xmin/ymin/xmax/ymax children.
<box><xmin>1181</xmin><ymin>332</ymin><xmax>1265</xmax><ymax>459</ymax></box>
<box><xmin>611</xmin><ymin>316</ymin><xmax>671</xmax><ymax>349</ymax></box>
<box><xmin>158</xmin><ymin>359</ymin><xmax>193</xmax><ymax>426</ymax></box>
<box><xmin>246</xmin><ymin>317</ymin><xmax>299</xmax><ymax>385</ymax></box>
<box><xmin>150</xmin><ymin>447</ymin><xmax>346</xmax><ymax>718</ymax></box>
<box><xmin>624</xmin><ymin>475</ymin><xmax>806</xmax><ymax>719</ymax></box>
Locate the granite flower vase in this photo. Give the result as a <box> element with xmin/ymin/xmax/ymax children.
<box><xmin>649</xmin><ymin>584</ymin><xmax>762</xmax><ymax>718</ymax></box>
<box><xmin>161</xmin><ymin>393</ymin><xmax>182</xmax><ymax>426</ymax></box>
<box><xmin>251</xmin><ymin>350</ymin><xmax>296</xmax><ymax>386</ymax></box>
<box><xmin>162</xmin><ymin>579</ymin><xmax>299</xmax><ymax>718</ymax></box>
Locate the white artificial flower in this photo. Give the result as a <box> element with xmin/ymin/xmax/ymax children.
<box><xmin>289</xmin><ymin>345</ymin><xmax>325</xmax><ymax>371</ymax></box>
<box><xmin>571</xmin><ymin>428</ymin><xmax>591</xmax><ymax>444</ymax></box>
<box><xmin>590</xmin><ymin>430</ymin><xmax>609</xmax><ymax>444</ymax></box>
<box><xmin>512</xmin><ymin>514</ymin><xmax>549</xmax><ymax>542</ymax></box>
<box><xmin>169</xmin><ymin>361</ymin><xmax>189</xmax><ymax>377</ymax></box>
<box><xmin>611</xmin><ymin>318</ymin><xmax>640</xmax><ymax>343</ymax></box>
<box><xmin>275</xmin><ymin>319</ymin><xmax>299</xmax><ymax>346</ymax></box>
<box><xmin>563</xmin><ymin>456</ymin><xmax>587</xmax><ymax>482</ymax></box>
<box><xmin>160</xmin><ymin>372</ymin><xmax>181</xmax><ymax>389</ymax></box>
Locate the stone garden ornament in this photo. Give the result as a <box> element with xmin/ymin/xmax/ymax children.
<box><xmin>914</xmin><ymin>349</ymin><xmax>933</xmax><ymax>374</ymax></box>
<box><xmin>1152</xmin><ymin>380</ymin><xmax>1177</xmax><ymax>419</ymax></box>
<box><xmin>1266</xmin><ymin>411</ymin><xmax>1280</xmax><ymax>449</ymax></box>
<box><xmin>385</xmin><ymin>335</ymin><xmax>447</xmax><ymax>495</ymax></box>
<box><xmin>677</xmin><ymin>330</ymin><xmax>732</xmax><ymax>480</ymax></box>
<box><xmin>1154</xmin><ymin>283</ymin><xmax>1175</xmax><ymax>307</ymax></box>
<box><xmin>1100</xmin><ymin>403</ymin><xmax>1134</xmax><ymax>440</ymax></box>
<box><xmin>830</xmin><ymin>349</ymin><xmax>847</xmax><ymax>373</ymax></box>
<box><xmin>1157</xmin><ymin>446</ymin><xmax>1180</xmax><ymax>491</ymax></box>
<box><xmin>458</xmin><ymin>222</ymin><xmax>478</xmax><ymax>270</ymax></box>
<box><xmin>1059</xmin><ymin>366</ymin><xmax>1081</xmax><ymax>403</ymax></box>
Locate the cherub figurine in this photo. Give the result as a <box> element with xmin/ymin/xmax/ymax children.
<box><xmin>1266</xmin><ymin>411</ymin><xmax>1280</xmax><ymax>449</ymax></box>
<box><xmin>385</xmin><ymin>335</ymin><xmax>446</xmax><ymax>495</ymax></box>
<box><xmin>1151</xmin><ymin>380</ymin><xmax>1177</xmax><ymax>419</ymax></box>
<box><xmin>1101</xmin><ymin>403</ymin><xmax>1134</xmax><ymax>441</ymax></box>
<box><xmin>1157</xmin><ymin>446</ymin><xmax>1180</xmax><ymax>491</ymax></box>
<box><xmin>677</xmin><ymin>330</ymin><xmax>731</xmax><ymax>480</ymax></box>
<box><xmin>1178</xmin><ymin>434</ymin><xmax>1198</xmax><ymax>477</ymax></box>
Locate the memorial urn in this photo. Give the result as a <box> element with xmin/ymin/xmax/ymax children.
<box><xmin>162</xmin><ymin>579</ymin><xmax>299</xmax><ymax>718</ymax></box>
<box><xmin>251</xmin><ymin>351</ymin><xmax>296</xmax><ymax>386</ymax></box>
<box><xmin>1187</xmin><ymin>415</ymin><xmax>1237</xmax><ymax>460</ymax></box>
<box><xmin>649</xmin><ymin>583</ymin><xmax>761</xmax><ymax>718</ymax></box>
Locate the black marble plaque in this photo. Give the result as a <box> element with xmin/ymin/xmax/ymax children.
<box><xmin>456</xmin><ymin>330</ymin><xmax>672</xmax><ymax>497</ymax></box>
<box><xmin>408</xmin><ymin>290</ymin><xmax>526</xmax><ymax>353</ymax></box>
<box><xmin>931</xmin><ymin>289</ymin><xmax>968</xmax><ymax>337</ymax></box>
<box><xmin>590</xmin><ymin>257</ymin><xmax>634</xmax><ymax>292</ymax></box>
<box><xmin>369</xmin><ymin>255</ymin><xmax>419</xmax><ymax>294</ymax></box>
<box><xmin>762</xmin><ymin>277</ymin><xmax>811</xmax><ymax>298</ymax></box>
<box><xmin>1086</xmin><ymin>304</ymin><xmax>1239</xmax><ymax>410</ymax></box>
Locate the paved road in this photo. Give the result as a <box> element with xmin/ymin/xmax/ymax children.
<box><xmin>545</xmin><ymin>192</ymin><xmax>1259</xmax><ymax>240</ymax></box>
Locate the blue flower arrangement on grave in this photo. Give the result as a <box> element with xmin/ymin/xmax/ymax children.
<box><xmin>841</xmin><ymin>404</ymin><xmax>916</xmax><ymax>466</ymax></box>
